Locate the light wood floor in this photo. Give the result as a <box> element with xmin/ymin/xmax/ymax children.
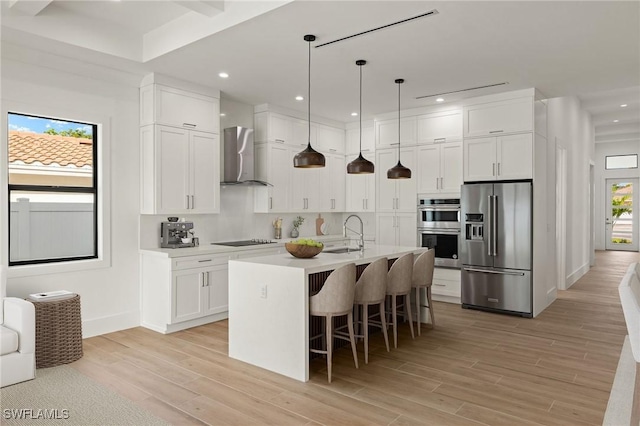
<box><xmin>71</xmin><ymin>250</ymin><xmax>637</xmax><ymax>425</ymax></box>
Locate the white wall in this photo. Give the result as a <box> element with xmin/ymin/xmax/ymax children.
<box><xmin>594</xmin><ymin>140</ymin><xmax>640</xmax><ymax>249</ymax></box>
<box><xmin>1</xmin><ymin>49</ymin><xmax>142</xmax><ymax>337</ymax></box>
<box><xmin>547</xmin><ymin>96</ymin><xmax>595</xmax><ymax>286</ymax></box>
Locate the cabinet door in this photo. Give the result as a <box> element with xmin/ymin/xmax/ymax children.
<box><xmin>346</xmin><ymin>126</ymin><xmax>374</xmax><ymax>155</ymax></box>
<box><xmin>375</xmin><ymin>117</ymin><xmax>416</xmax><ymax>148</ymax></box>
<box><xmin>364</xmin><ymin>174</ymin><xmax>376</xmax><ymax>212</ymax></box>
<box><xmin>190</xmin><ymin>131</ymin><xmax>219</xmax><ymax>213</ymax></box>
<box><xmin>416</xmin><ymin>110</ymin><xmax>462</xmax><ymax>144</ymax></box>
<box><xmin>464</xmin><ymin>137</ymin><xmax>496</xmax><ymax>182</ymax></box>
<box><xmin>268</xmin><ymin>144</ymin><xmax>291</xmax><ymax>212</ymax></box>
<box><xmin>157</xmin><ymin>126</ymin><xmax>190</xmax><ymax>213</ymax></box>
<box><xmin>376</xmin><ymin>214</ymin><xmax>397</xmax><ymax>246</ymax></box>
<box><xmin>417</xmin><ymin>145</ymin><xmax>441</xmax><ymax>193</ymax></box>
<box><xmin>463</xmin><ymin>97</ymin><xmax>533</xmax><ymax>138</ymax></box>
<box><xmin>376</xmin><ymin>149</ymin><xmax>398</xmax><ymax>212</ymax></box>
<box><xmin>156</xmin><ymin>85</ymin><xmax>219</xmax><ymax>133</ymax></box>
<box><xmin>291</xmin><ymin>165</ymin><xmax>321</xmax><ymax>212</ymax></box>
<box><xmin>292</xmin><ymin>119</ymin><xmax>316</xmax><ymax>148</ymax></box>
<box><xmin>204</xmin><ymin>265</ymin><xmax>229</xmax><ymax>316</ymax></box>
<box><xmin>497</xmin><ymin>133</ymin><xmax>533</xmax><ymax>180</ymax></box>
<box><xmin>172</xmin><ymin>269</ymin><xmax>205</xmax><ymax>323</ymax></box>
<box><xmin>396</xmin><ymin>213</ymin><xmax>417</xmax><ymax>247</ymax></box>
<box><xmin>270</xmin><ymin>114</ymin><xmax>292</xmax><ymax>144</ymax></box>
<box><xmin>440</xmin><ymin>142</ymin><xmax>463</xmax><ymax>193</ymax></box>
<box><xmin>346</xmin><ymin>171</ymin><xmax>367</xmax><ymax>212</ymax></box>
<box><xmin>325</xmin><ymin>154</ymin><xmax>345</xmax><ymax>212</ymax></box>
<box><xmin>317</xmin><ymin>126</ymin><xmax>345</xmax><ymax>154</ymax></box>
<box><xmin>396</xmin><ymin>147</ymin><xmax>417</xmax><ymax>212</ymax></box>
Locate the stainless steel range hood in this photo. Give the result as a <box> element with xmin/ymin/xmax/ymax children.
<box><xmin>221</xmin><ymin>126</ymin><xmax>271</xmax><ymax>186</ymax></box>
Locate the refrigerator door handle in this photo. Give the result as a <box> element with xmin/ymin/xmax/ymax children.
<box><xmin>463</xmin><ymin>267</ymin><xmax>525</xmax><ymax>276</ymax></box>
<box><xmin>487</xmin><ymin>195</ymin><xmax>493</xmax><ymax>256</ymax></box>
<box><xmin>492</xmin><ymin>195</ymin><xmax>498</xmax><ymax>257</ymax></box>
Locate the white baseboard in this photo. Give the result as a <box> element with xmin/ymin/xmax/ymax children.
<box><xmin>82</xmin><ymin>310</ymin><xmax>140</xmax><ymax>338</ymax></box>
<box><xmin>141</xmin><ymin>312</ymin><xmax>229</xmax><ymax>334</ymax></box>
<box><xmin>432</xmin><ymin>294</ymin><xmax>461</xmax><ymax>304</ymax></box>
<box><xmin>566</xmin><ymin>262</ymin><xmax>590</xmax><ymax>289</ymax></box>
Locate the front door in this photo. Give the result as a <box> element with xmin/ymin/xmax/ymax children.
<box><xmin>605</xmin><ymin>178</ymin><xmax>639</xmax><ymax>251</ymax></box>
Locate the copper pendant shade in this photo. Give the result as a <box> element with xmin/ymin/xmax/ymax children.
<box><xmin>387</xmin><ymin>78</ymin><xmax>412</xmax><ymax>179</ymax></box>
<box><xmin>347</xmin><ymin>60</ymin><xmax>374</xmax><ymax>174</ymax></box>
<box><xmin>294</xmin><ymin>34</ymin><xmax>325</xmax><ymax>168</ymax></box>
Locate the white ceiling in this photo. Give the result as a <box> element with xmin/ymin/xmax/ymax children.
<box><xmin>1</xmin><ymin>1</ymin><xmax>639</xmax><ymax>144</ymax></box>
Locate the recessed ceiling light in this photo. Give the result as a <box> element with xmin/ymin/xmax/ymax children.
<box><xmin>295</xmin><ymin>96</ymin><xmax>304</xmax><ymax>101</ymax></box>
<box><xmin>436</xmin><ymin>98</ymin><xmax>444</xmax><ymax>102</ymax></box>
<box><xmin>621</xmin><ymin>104</ymin><xmax>628</xmax><ymax>108</ymax></box>
<box><xmin>218</xmin><ymin>72</ymin><xmax>229</xmax><ymax>78</ymax></box>
<box><xmin>351</xmin><ymin>112</ymin><xmax>358</xmax><ymax>116</ymax></box>
<box><xmin>220</xmin><ymin>113</ymin><xmax>226</xmax><ymax>117</ymax></box>
<box><xmin>613</xmin><ymin>119</ymin><xmax>619</xmax><ymax>123</ymax></box>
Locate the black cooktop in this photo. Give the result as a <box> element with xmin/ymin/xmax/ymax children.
<box><xmin>212</xmin><ymin>239</ymin><xmax>276</xmax><ymax>247</ymax></box>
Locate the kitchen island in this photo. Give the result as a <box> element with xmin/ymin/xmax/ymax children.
<box><xmin>228</xmin><ymin>244</ymin><xmax>425</xmax><ymax>382</ymax></box>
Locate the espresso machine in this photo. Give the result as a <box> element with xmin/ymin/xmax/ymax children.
<box><xmin>160</xmin><ymin>220</ymin><xmax>195</xmax><ymax>248</ymax></box>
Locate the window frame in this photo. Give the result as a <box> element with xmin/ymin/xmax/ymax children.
<box><xmin>2</xmin><ymin>101</ymin><xmax>111</xmax><ymax>278</ymax></box>
<box><xmin>605</xmin><ymin>154</ymin><xmax>638</xmax><ymax>170</ymax></box>
<box><xmin>8</xmin><ymin>112</ymin><xmax>99</xmax><ymax>266</ymax></box>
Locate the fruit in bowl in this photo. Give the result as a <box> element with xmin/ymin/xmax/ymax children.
<box><xmin>285</xmin><ymin>239</ymin><xmax>324</xmax><ymax>258</ymax></box>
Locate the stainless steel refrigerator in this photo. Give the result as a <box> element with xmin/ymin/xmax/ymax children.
<box><xmin>461</xmin><ymin>181</ymin><xmax>533</xmax><ymax>317</ymax></box>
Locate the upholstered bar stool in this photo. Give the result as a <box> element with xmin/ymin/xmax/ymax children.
<box><xmin>386</xmin><ymin>253</ymin><xmax>415</xmax><ymax>348</ymax></box>
<box><xmin>353</xmin><ymin>257</ymin><xmax>390</xmax><ymax>364</ymax></box>
<box><xmin>412</xmin><ymin>249</ymin><xmax>436</xmax><ymax>336</ymax></box>
<box><xmin>309</xmin><ymin>263</ymin><xmax>358</xmax><ymax>383</ymax></box>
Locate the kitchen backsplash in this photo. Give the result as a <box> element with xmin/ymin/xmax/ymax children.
<box><xmin>139</xmin><ymin>186</ymin><xmax>376</xmax><ymax>248</ymax></box>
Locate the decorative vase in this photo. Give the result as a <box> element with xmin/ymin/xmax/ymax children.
<box><xmin>291</xmin><ymin>228</ymin><xmax>299</xmax><ymax>238</ymax></box>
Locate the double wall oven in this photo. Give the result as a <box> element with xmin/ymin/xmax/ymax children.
<box><xmin>418</xmin><ymin>197</ymin><xmax>461</xmax><ymax>268</ymax></box>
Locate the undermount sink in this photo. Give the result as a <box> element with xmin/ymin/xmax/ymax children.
<box><xmin>324</xmin><ymin>247</ymin><xmax>361</xmax><ymax>254</ymax></box>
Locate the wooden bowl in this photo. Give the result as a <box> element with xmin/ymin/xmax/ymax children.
<box><xmin>285</xmin><ymin>242</ymin><xmax>323</xmax><ymax>259</ymax></box>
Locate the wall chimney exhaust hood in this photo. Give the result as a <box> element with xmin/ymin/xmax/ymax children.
<box><xmin>221</xmin><ymin>126</ymin><xmax>271</xmax><ymax>186</ymax></box>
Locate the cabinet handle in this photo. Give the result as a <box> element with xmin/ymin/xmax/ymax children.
<box><xmin>183</xmin><ymin>123</ymin><xmax>196</xmax><ymax>128</ymax></box>
<box><xmin>186</xmin><ymin>195</ymin><xmax>190</xmax><ymax>209</ymax></box>
<box><xmin>492</xmin><ymin>163</ymin><xmax>496</xmax><ymax>176</ymax></box>
<box><xmin>329</xmin><ymin>149</ymin><xmax>337</xmax><ymax>152</ymax></box>
<box><xmin>434</xmin><ymin>283</ymin><xmax>446</xmax><ymax>287</ymax></box>
<box><xmin>275</xmin><ymin>139</ymin><xmax>285</xmax><ymax>144</ymax></box>
<box><xmin>363</xmin><ymin>199</ymin><xmax>365</xmax><ymax>210</ymax></box>
<box><xmin>440</xmin><ymin>177</ymin><xmax>444</xmax><ymax>189</ymax></box>
<box><xmin>201</xmin><ymin>272</ymin><xmax>206</xmax><ymax>287</ymax></box>
<box><xmin>191</xmin><ymin>195</ymin><xmax>195</xmax><ymax>209</ymax></box>
<box><xmin>497</xmin><ymin>163</ymin><xmax>501</xmax><ymax>176</ymax></box>
<box><xmin>489</xmin><ymin>130</ymin><xmax>503</xmax><ymax>134</ymax></box>
<box><xmin>434</xmin><ymin>138</ymin><xmax>446</xmax><ymax>143</ymax></box>
<box><xmin>198</xmin><ymin>259</ymin><xmax>212</xmax><ymax>263</ymax></box>
<box><xmin>269</xmin><ymin>197</ymin><xmax>273</xmax><ymax>210</ymax></box>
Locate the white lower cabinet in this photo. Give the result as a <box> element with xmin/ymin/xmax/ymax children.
<box><xmin>431</xmin><ymin>267</ymin><xmax>461</xmax><ymax>303</ymax></box>
<box><xmin>376</xmin><ymin>213</ymin><xmax>416</xmax><ymax>247</ymax></box>
<box><xmin>173</xmin><ymin>264</ymin><xmax>228</xmax><ymax>323</ymax></box>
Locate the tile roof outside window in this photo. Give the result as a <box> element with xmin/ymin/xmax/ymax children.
<box><xmin>8</xmin><ymin>131</ymin><xmax>93</xmax><ymax>168</ymax></box>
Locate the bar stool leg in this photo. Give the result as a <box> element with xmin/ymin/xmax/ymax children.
<box><xmin>347</xmin><ymin>311</ymin><xmax>359</xmax><ymax>369</ymax></box>
<box><xmin>415</xmin><ymin>287</ymin><xmax>421</xmax><ymax>336</ymax></box>
<box><xmin>427</xmin><ymin>287</ymin><xmax>435</xmax><ymax>326</ymax></box>
<box><xmin>379</xmin><ymin>302</ymin><xmax>390</xmax><ymax>352</ymax></box>
<box><xmin>326</xmin><ymin>314</ymin><xmax>333</xmax><ymax>383</ymax></box>
<box><xmin>405</xmin><ymin>294</ymin><xmax>415</xmax><ymax>339</ymax></box>
<box><xmin>392</xmin><ymin>295</ymin><xmax>398</xmax><ymax>348</ymax></box>
<box><xmin>363</xmin><ymin>305</ymin><xmax>369</xmax><ymax>364</ymax></box>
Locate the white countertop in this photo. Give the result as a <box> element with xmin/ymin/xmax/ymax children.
<box><xmin>230</xmin><ymin>244</ymin><xmax>425</xmax><ymax>274</ymax></box>
<box><xmin>139</xmin><ymin>234</ymin><xmax>347</xmax><ymax>258</ymax></box>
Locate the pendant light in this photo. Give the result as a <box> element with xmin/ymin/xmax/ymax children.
<box><xmin>387</xmin><ymin>78</ymin><xmax>412</xmax><ymax>179</ymax></box>
<box><xmin>293</xmin><ymin>34</ymin><xmax>325</xmax><ymax>168</ymax></box>
<box><xmin>347</xmin><ymin>60</ymin><xmax>375</xmax><ymax>174</ymax></box>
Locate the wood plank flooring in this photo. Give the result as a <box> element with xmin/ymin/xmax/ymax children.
<box><xmin>71</xmin><ymin>250</ymin><xmax>637</xmax><ymax>425</ymax></box>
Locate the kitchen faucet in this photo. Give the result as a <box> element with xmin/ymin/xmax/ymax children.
<box><xmin>343</xmin><ymin>214</ymin><xmax>365</xmax><ymax>252</ymax></box>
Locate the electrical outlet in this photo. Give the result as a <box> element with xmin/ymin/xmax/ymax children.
<box><xmin>260</xmin><ymin>284</ymin><xmax>268</xmax><ymax>299</ymax></box>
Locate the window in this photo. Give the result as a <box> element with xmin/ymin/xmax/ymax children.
<box><xmin>8</xmin><ymin>112</ymin><xmax>98</xmax><ymax>266</ymax></box>
<box><xmin>605</xmin><ymin>154</ymin><xmax>638</xmax><ymax>170</ymax></box>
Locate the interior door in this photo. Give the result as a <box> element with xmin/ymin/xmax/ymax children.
<box><xmin>605</xmin><ymin>178</ymin><xmax>639</xmax><ymax>251</ymax></box>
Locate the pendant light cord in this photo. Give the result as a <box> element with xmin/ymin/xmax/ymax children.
<box><xmin>307</xmin><ymin>39</ymin><xmax>311</xmax><ymax>146</ymax></box>
<box><xmin>359</xmin><ymin>64</ymin><xmax>363</xmax><ymax>153</ymax></box>
<box><xmin>397</xmin><ymin>80</ymin><xmax>401</xmax><ymax>162</ymax></box>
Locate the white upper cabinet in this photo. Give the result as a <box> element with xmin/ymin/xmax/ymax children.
<box><xmin>346</xmin><ymin>126</ymin><xmax>374</xmax><ymax>155</ymax></box>
<box><xmin>375</xmin><ymin>116</ymin><xmax>416</xmax><ymax>149</ymax></box>
<box><xmin>463</xmin><ymin>97</ymin><xmax>533</xmax><ymax>138</ymax></box>
<box><xmin>291</xmin><ymin>119</ymin><xmax>317</xmax><ymax>148</ymax></box>
<box><xmin>376</xmin><ymin>147</ymin><xmax>417</xmax><ymax>213</ymax></box>
<box><xmin>463</xmin><ymin>134</ymin><xmax>532</xmax><ymax>182</ymax></box>
<box><xmin>254</xmin><ymin>112</ymin><xmax>293</xmax><ymax>144</ymax></box>
<box><xmin>320</xmin><ymin>154</ymin><xmax>345</xmax><ymax>212</ymax></box>
<box><xmin>317</xmin><ymin>125</ymin><xmax>345</xmax><ymax>154</ymax></box>
<box><xmin>440</xmin><ymin>142</ymin><xmax>463</xmax><ymax>193</ymax></box>
<box><xmin>140</xmin><ymin>125</ymin><xmax>220</xmax><ymax>214</ymax></box>
<box><xmin>416</xmin><ymin>110</ymin><xmax>462</xmax><ymax>144</ymax></box>
<box><xmin>254</xmin><ymin>143</ymin><xmax>292</xmax><ymax>212</ymax></box>
<box><xmin>418</xmin><ymin>142</ymin><xmax>463</xmax><ymax>194</ymax></box>
<box><xmin>140</xmin><ymin>84</ymin><xmax>220</xmax><ymax>134</ymax></box>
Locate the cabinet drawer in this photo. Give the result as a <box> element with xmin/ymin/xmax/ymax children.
<box><xmin>432</xmin><ymin>279</ymin><xmax>461</xmax><ymax>297</ymax></box>
<box><xmin>173</xmin><ymin>254</ymin><xmax>230</xmax><ymax>270</ymax></box>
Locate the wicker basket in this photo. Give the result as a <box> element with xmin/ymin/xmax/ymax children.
<box><xmin>285</xmin><ymin>242</ymin><xmax>323</xmax><ymax>258</ymax></box>
<box><xmin>30</xmin><ymin>294</ymin><xmax>83</xmax><ymax>368</ymax></box>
